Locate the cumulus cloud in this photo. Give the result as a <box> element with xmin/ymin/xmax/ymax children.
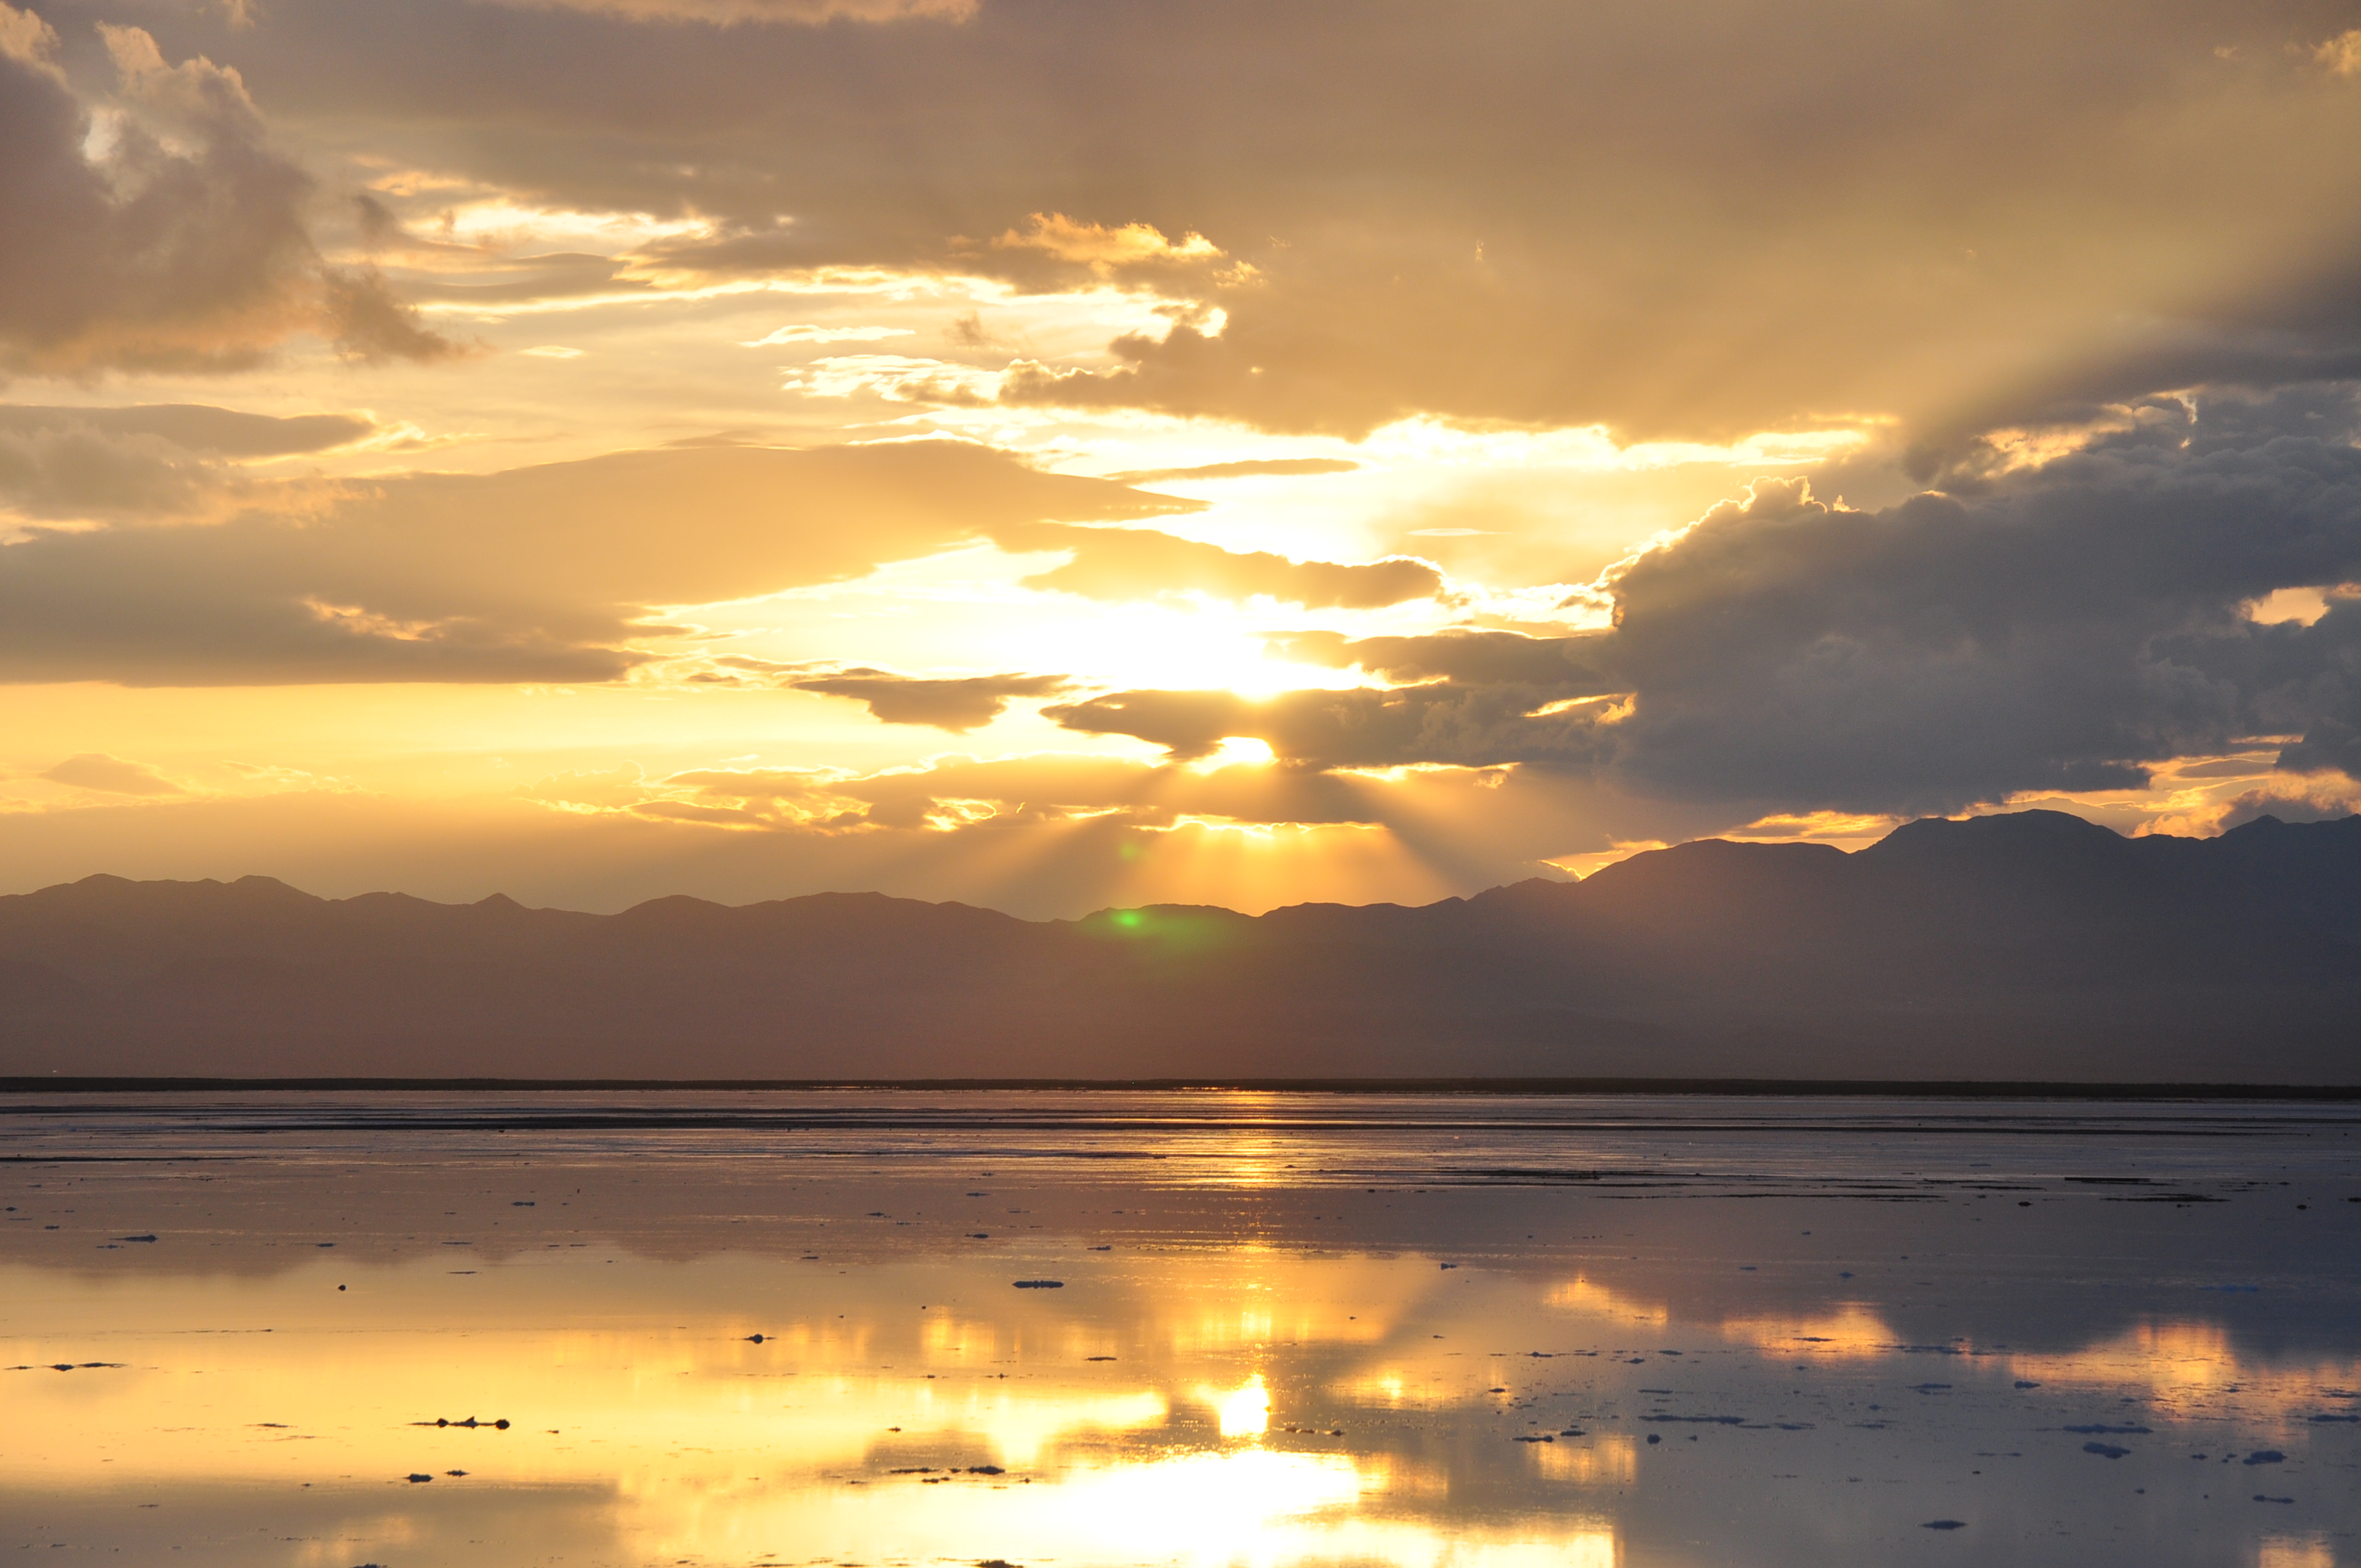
<box><xmin>1056</xmin><ymin>386</ymin><xmax>2361</xmax><ymax>805</ymax></box>
<box><xmin>789</xmin><ymin>668</ymin><xmax>1071</xmax><ymax>730</ymax></box>
<box><xmin>1588</xmin><ymin>391</ymin><xmax>2361</xmax><ymax>807</ymax></box>
<box><xmin>37</xmin><ymin>752</ymin><xmax>186</xmax><ymax>796</ymax></box>
<box><xmin>0</xmin><ymin>440</ymin><xmax>1196</xmax><ymax>684</ymax></box>
<box><xmin>0</xmin><ymin>7</ymin><xmax>460</xmax><ymax>374</ymax></box>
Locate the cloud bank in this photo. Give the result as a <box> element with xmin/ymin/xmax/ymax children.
<box><xmin>0</xmin><ymin>441</ymin><xmax>1195</xmax><ymax>683</ymax></box>
<box><xmin>228</xmin><ymin>0</ymin><xmax>2361</xmax><ymax>443</ymax></box>
<box><xmin>1059</xmin><ymin>388</ymin><xmax>2361</xmax><ymax>809</ymax></box>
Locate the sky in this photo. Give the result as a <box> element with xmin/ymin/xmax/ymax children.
<box><xmin>5</xmin><ymin>0</ymin><xmax>2361</xmax><ymax>918</ymax></box>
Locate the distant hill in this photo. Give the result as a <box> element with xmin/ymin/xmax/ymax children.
<box><xmin>3</xmin><ymin>810</ymin><xmax>2357</xmax><ymax>1082</ymax></box>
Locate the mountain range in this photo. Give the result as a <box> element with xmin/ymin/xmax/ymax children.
<box><xmin>3</xmin><ymin>809</ymin><xmax>2357</xmax><ymax>1083</ymax></box>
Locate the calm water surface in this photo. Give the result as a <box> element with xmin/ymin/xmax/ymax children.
<box><xmin>2</xmin><ymin>1091</ymin><xmax>2357</xmax><ymax>1567</ymax></box>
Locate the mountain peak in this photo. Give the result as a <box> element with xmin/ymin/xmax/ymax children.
<box><xmin>231</xmin><ymin>875</ymin><xmax>312</xmax><ymax>896</ymax></box>
<box><xmin>1857</xmin><ymin>808</ymin><xmax>2125</xmax><ymax>862</ymax></box>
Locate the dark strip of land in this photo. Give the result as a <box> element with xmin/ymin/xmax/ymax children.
<box><xmin>4</xmin><ymin>1077</ymin><xmax>2359</xmax><ymax>1099</ymax></box>
<box><xmin>10</xmin><ymin>811</ymin><xmax>2361</xmax><ymax>1082</ymax></box>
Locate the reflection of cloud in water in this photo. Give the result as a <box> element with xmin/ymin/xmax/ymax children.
<box><xmin>5</xmin><ymin>1092</ymin><xmax>2357</xmax><ymax>1567</ymax></box>
<box><xmin>1</xmin><ymin>1249</ymin><xmax>1633</xmax><ymax>1565</ymax></box>
<box><xmin>1717</xmin><ymin>1302</ymin><xmax>1898</xmax><ymax>1360</ymax></box>
<box><xmin>1530</xmin><ymin>1436</ymin><xmax>1638</xmax><ymax>1486</ymax></box>
<box><xmin>1547</xmin><ymin>1273</ymin><xmax>1669</xmax><ymax>1328</ymax></box>
<box><xmin>2006</xmin><ymin>1319</ymin><xmax>2361</xmax><ymax>1426</ymax></box>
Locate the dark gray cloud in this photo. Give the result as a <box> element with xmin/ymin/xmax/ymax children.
<box><xmin>0</xmin><ymin>7</ymin><xmax>457</xmax><ymax>373</ymax></box>
<box><xmin>789</xmin><ymin>669</ymin><xmax>1070</xmax><ymax>730</ymax></box>
<box><xmin>0</xmin><ymin>440</ymin><xmax>1195</xmax><ymax>684</ymax></box>
<box><xmin>1061</xmin><ymin>385</ymin><xmax>2361</xmax><ymax>805</ymax></box>
<box><xmin>1268</xmin><ymin>628</ymin><xmax>1608</xmax><ymax>689</ymax></box>
<box><xmin>994</xmin><ymin>521</ymin><xmax>1443</xmax><ymax>609</ymax></box>
<box><xmin>1046</xmin><ymin>684</ymin><xmax>1609</xmax><ymax>769</ymax></box>
<box><xmin>1592</xmin><ymin>387</ymin><xmax>2361</xmax><ymax>807</ymax></box>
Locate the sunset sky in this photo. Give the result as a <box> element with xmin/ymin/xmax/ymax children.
<box><xmin>6</xmin><ymin>0</ymin><xmax>2361</xmax><ymax>916</ymax></box>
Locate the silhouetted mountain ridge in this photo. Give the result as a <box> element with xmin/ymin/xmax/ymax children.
<box><xmin>4</xmin><ymin>810</ymin><xmax>2357</xmax><ymax>1081</ymax></box>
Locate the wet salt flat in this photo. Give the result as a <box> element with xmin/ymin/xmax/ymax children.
<box><xmin>2</xmin><ymin>1091</ymin><xmax>2357</xmax><ymax>1567</ymax></box>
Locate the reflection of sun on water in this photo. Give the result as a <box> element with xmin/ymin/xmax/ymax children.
<box><xmin>625</xmin><ymin>1448</ymin><xmax>1617</xmax><ymax>1568</ymax></box>
<box><xmin>920</xmin><ymin>1309</ymin><xmax>996</xmax><ymax>1362</ymax></box>
<box><xmin>1042</xmin><ymin>1448</ymin><xmax>1360</xmax><ymax>1558</ymax></box>
<box><xmin>26</xmin><ymin>1233</ymin><xmax>2336</xmax><ymax>1568</ymax></box>
<box><xmin>1331</xmin><ymin>1362</ymin><xmax>1470</xmax><ymax>1410</ymax></box>
<box><xmin>2258</xmin><ymin>1536</ymin><xmax>2338</xmax><ymax>1568</ymax></box>
<box><xmin>1197</xmin><ymin>1372</ymin><xmax>1272</xmax><ymax>1438</ymax></box>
